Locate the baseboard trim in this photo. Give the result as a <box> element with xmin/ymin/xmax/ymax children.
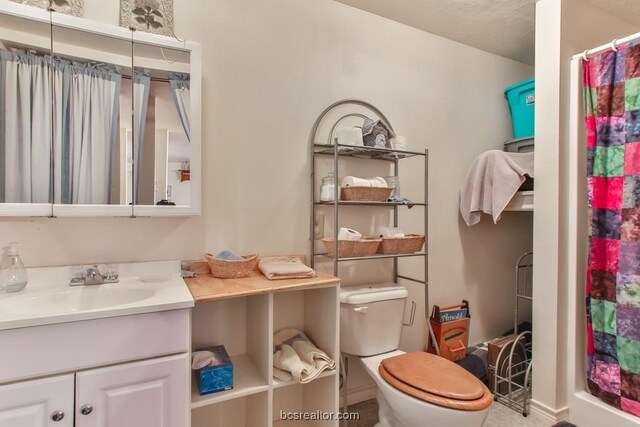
<box><xmin>346</xmin><ymin>384</ymin><xmax>377</xmax><ymax>406</ymax></box>
<box><xmin>530</xmin><ymin>399</ymin><xmax>569</xmax><ymax>422</ymax></box>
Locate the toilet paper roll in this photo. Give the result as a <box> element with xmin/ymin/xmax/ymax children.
<box><xmin>368</xmin><ymin>177</ymin><xmax>389</xmax><ymax>188</ymax></box>
<box><xmin>338</xmin><ymin>227</ymin><xmax>362</xmax><ymax>241</ymax></box>
<box><xmin>337</xmin><ymin>127</ymin><xmax>364</xmax><ymax>146</ymax></box>
<box><xmin>342</xmin><ymin>176</ymin><xmax>371</xmax><ymax>187</ymax></box>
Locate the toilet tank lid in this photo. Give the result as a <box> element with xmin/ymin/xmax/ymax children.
<box><xmin>340</xmin><ymin>284</ymin><xmax>408</xmax><ymax>305</ymax></box>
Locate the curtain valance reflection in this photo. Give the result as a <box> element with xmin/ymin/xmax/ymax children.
<box><xmin>169</xmin><ymin>72</ymin><xmax>190</xmax><ymax>142</ymax></box>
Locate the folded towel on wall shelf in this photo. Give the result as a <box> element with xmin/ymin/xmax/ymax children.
<box><xmin>273</xmin><ymin>328</ymin><xmax>335</xmax><ymax>384</ymax></box>
<box><xmin>459</xmin><ymin>150</ymin><xmax>534</xmax><ymax>227</ymax></box>
<box><xmin>341</xmin><ymin>176</ymin><xmax>388</xmax><ymax>188</ymax></box>
<box><xmin>258</xmin><ymin>256</ymin><xmax>316</xmax><ymax>280</ymax></box>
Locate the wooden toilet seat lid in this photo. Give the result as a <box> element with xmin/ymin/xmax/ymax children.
<box><xmin>379</xmin><ymin>352</ymin><xmax>493</xmax><ymax>411</ymax></box>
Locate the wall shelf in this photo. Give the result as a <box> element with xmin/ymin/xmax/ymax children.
<box><xmin>313</xmin><ymin>143</ymin><xmax>425</xmax><ymax>161</ymax></box>
<box><xmin>313</xmin><ymin>252</ymin><xmax>427</xmax><ymax>262</ymax></box>
<box><xmin>504</xmin><ymin>190</ymin><xmax>534</xmax><ymax>212</ymax></box>
<box><xmin>314</xmin><ymin>201</ymin><xmax>426</xmax><ymax>207</ymax></box>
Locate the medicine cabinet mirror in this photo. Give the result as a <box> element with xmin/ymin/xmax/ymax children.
<box><xmin>0</xmin><ymin>1</ymin><xmax>201</xmax><ymax>217</ymax></box>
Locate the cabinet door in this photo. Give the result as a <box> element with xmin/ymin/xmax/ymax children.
<box><xmin>75</xmin><ymin>354</ymin><xmax>189</xmax><ymax>427</ymax></box>
<box><xmin>0</xmin><ymin>374</ymin><xmax>74</xmax><ymax>427</ymax></box>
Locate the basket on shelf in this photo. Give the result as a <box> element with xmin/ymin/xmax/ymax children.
<box><xmin>322</xmin><ymin>238</ymin><xmax>382</xmax><ymax>258</ymax></box>
<box><xmin>205</xmin><ymin>253</ymin><xmax>258</xmax><ymax>279</ymax></box>
<box><xmin>377</xmin><ymin>234</ymin><xmax>425</xmax><ymax>254</ymax></box>
<box><xmin>340</xmin><ymin>186</ymin><xmax>393</xmax><ymax>202</ymax></box>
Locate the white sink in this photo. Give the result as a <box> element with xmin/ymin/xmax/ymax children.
<box><xmin>0</xmin><ymin>261</ymin><xmax>194</xmax><ymax>330</ymax></box>
<box><xmin>1</xmin><ymin>285</ymin><xmax>156</xmax><ymax>315</ymax></box>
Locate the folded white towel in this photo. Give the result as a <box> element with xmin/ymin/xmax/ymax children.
<box><xmin>273</xmin><ymin>328</ymin><xmax>336</xmax><ymax>384</ymax></box>
<box><xmin>258</xmin><ymin>256</ymin><xmax>316</xmax><ymax>280</ymax></box>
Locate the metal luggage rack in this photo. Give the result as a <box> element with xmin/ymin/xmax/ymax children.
<box><xmin>493</xmin><ymin>252</ymin><xmax>533</xmax><ymax>416</ymax></box>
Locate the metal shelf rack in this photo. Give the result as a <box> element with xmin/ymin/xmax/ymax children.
<box><xmin>308</xmin><ymin>100</ymin><xmax>428</xmax><ymax>424</ymax></box>
<box><xmin>493</xmin><ymin>252</ymin><xmax>533</xmax><ymax>417</ymax></box>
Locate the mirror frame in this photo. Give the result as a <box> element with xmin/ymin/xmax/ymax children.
<box><xmin>0</xmin><ymin>1</ymin><xmax>202</xmax><ymax>217</ymax></box>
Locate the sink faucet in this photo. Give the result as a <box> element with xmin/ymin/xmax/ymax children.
<box><xmin>70</xmin><ymin>264</ymin><xmax>119</xmax><ymax>286</ymax></box>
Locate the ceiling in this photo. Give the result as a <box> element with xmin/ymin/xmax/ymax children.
<box><xmin>584</xmin><ymin>0</ymin><xmax>640</xmax><ymax>27</ymax></box>
<box><xmin>333</xmin><ymin>0</ymin><xmax>640</xmax><ymax>66</ymax></box>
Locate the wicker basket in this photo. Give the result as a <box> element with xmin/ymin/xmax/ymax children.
<box><xmin>205</xmin><ymin>254</ymin><xmax>258</xmax><ymax>279</ymax></box>
<box><xmin>322</xmin><ymin>238</ymin><xmax>382</xmax><ymax>258</ymax></box>
<box><xmin>340</xmin><ymin>186</ymin><xmax>393</xmax><ymax>202</ymax></box>
<box><xmin>377</xmin><ymin>234</ymin><xmax>425</xmax><ymax>254</ymax></box>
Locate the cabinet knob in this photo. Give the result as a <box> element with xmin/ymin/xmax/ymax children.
<box><xmin>51</xmin><ymin>411</ymin><xmax>65</xmax><ymax>422</ymax></box>
<box><xmin>80</xmin><ymin>404</ymin><xmax>93</xmax><ymax>415</ymax></box>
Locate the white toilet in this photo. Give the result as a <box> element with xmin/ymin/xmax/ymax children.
<box><xmin>340</xmin><ymin>284</ymin><xmax>493</xmax><ymax>427</ymax></box>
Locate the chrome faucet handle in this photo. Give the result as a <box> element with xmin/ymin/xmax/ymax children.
<box><xmin>84</xmin><ymin>265</ymin><xmax>104</xmax><ymax>285</ymax></box>
<box><xmin>69</xmin><ymin>264</ymin><xmax>118</xmax><ymax>286</ymax></box>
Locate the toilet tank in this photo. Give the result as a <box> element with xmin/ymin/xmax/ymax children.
<box><xmin>340</xmin><ymin>284</ymin><xmax>408</xmax><ymax>356</ymax></box>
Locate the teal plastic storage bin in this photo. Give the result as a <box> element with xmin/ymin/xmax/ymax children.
<box><xmin>504</xmin><ymin>78</ymin><xmax>535</xmax><ymax>138</ymax></box>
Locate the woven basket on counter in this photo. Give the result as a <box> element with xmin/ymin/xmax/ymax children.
<box><xmin>377</xmin><ymin>234</ymin><xmax>425</xmax><ymax>254</ymax></box>
<box><xmin>322</xmin><ymin>238</ymin><xmax>382</xmax><ymax>258</ymax></box>
<box><xmin>340</xmin><ymin>186</ymin><xmax>393</xmax><ymax>202</ymax></box>
<box><xmin>205</xmin><ymin>253</ymin><xmax>258</xmax><ymax>279</ymax></box>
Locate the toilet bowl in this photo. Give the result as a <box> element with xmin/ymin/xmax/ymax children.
<box><xmin>340</xmin><ymin>284</ymin><xmax>492</xmax><ymax>427</ymax></box>
<box><xmin>360</xmin><ymin>350</ymin><xmax>491</xmax><ymax>427</ymax></box>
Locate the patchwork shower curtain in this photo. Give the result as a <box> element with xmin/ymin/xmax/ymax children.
<box><xmin>584</xmin><ymin>45</ymin><xmax>640</xmax><ymax>417</ymax></box>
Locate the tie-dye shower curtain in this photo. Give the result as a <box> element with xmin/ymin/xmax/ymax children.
<box><xmin>584</xmin><ymin>45</ymin><xmax>640</xmax><ymax>417</ymax></box>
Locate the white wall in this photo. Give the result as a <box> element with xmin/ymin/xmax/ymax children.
<box><xmin>0</xmin><ymin>0</ymin><xmax>532</xmax><ymax>401</ymax></box>
<box><xmin>533</xmin><ymin>0</ymin><xmax>638</xmax><ymax>422</ymax></box>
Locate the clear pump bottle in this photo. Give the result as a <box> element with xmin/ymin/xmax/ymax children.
<box><xmin>0</xmin><ymin>242</ymin><xmax>28</xmax><ymax>293</ymax></box>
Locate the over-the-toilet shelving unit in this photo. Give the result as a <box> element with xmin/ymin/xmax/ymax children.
<box><xmin>186</xmin><ymin>273</ymin><xmax>341</xmax><ymax>427</ymax></box>
<box><xmin>309</xmin><ymin>99</ymin><xmax>428</xmax><ymax>291</ymax></box>
<box><xmin>309</xmin><ymin>100</ymin><xmax>428</xmax><ymax>418</ymax></box>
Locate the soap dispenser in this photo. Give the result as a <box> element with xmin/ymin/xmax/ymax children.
<box><xmin>0</xmin><ymin>242</ymin><xmax>28</xmax><ymax>293</ymax></box>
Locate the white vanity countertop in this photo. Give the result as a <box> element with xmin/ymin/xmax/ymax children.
<box><xmin>0</xmin><ymin>260</ymin><xmax>194</xmax><ymax>331</ymax></box>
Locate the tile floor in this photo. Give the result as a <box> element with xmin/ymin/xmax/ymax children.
<box><xmin>348</xmin><ymin>399</ymin><xmax>555</xmax><ymax>427</ymax></box>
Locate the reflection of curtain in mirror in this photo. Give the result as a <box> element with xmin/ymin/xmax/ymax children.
<box><xmin>52</xmin><ymin>60</ymin><xmax>121</xmax><ymax>204</ymax></box>
<box><xmin>0</xmin><ymin>50</ymin><xmax>52</xmax><ymax>203</ymax></box>
<box><xmin>133</xmin><ymin>69</ymin><xmax>150</xmax><ymax>205</ymax></box>
<box><xmin>169</xmin><ymin>73</ymin><xmax>190</xmax><ymax>142</ymax></box>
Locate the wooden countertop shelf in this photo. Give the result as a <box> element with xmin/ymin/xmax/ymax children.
<box><xmin>185</xmin><ymin>271</ymin><xmax>340</xmax><ymax>303</ymax></box>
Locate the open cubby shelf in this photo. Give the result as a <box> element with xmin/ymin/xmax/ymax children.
<box><xmin>190</xmin><ymin>285</ymin><xmax>340</xmax><ymax>427</ymax></box>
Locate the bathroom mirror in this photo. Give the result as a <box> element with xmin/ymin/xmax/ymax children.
<box><xmin>132</xmin><ymin>42</ymin><xmax>192</xmax><ymax>209</ymax></box>
<box><xmin>50</xmin><ymin>22</ymin><xmax>135</xmax><ymax>216</ymax></box>
<box><xmin>0</xmin><ymin>8</ymin><xmax>54</xmax><ymax>216</ymax></box>
<box><xmin>0</xmin><ymin>2</ymin><xmax>201</xmax><ymax>217</ymax></box>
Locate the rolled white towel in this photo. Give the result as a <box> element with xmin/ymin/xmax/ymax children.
<box><xmin>368</xmin><ymin>177</ymin><xmax>388</xmax><ymax>188</ymax></box>
<box><xmin>338</xmin><ymin>227</ymin><xmax>362</xmax><ymax>241</ymax></box>
<box><xmin>342</xmin><ymin>176</ymin><xmax>371</xmax><ymax>187</ymax></box>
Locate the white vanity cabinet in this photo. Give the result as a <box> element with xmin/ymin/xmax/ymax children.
<box><xmin>75</xmin><ymin>354</ymin><xmax>189</xmax><ymax>427</ymax></box>
<box><xmin>0</xmin><ymin>309</ymin><xmax>192</xmax><ymax>427</ymax></box>
<box><xmin>0</xmin><ymin>354</ymin><xmax>188</xmax><ymax>427</ymax></box>
<box><xmin>0</xmin><ymin>374</ymin><xmax>74</xmax><ymax>427</ymax></box>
